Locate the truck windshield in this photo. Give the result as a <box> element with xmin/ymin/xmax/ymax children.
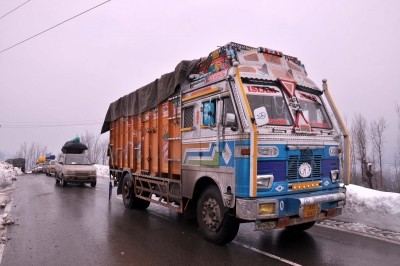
<box><xmin>244</xmin><ymin>84</ymin><xmax>292</xmax><ymax>126</ymax></box>
<box><xmin>65</xmin><ymin>154</ymin><xmax>92</xmax><ymax>165</ymax></box>
<box><xmin>296</xmin><ymin>90</ymin><xmax>332</xmax><ymax>129</ymax></box>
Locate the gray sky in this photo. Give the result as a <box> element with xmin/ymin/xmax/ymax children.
<box><xmin>0</xmin><ymin>0</ymin><xmax>399</xmax><ymax>163</ymax></box>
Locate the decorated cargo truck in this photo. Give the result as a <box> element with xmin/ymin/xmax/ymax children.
<box><xmin>101</xmin><ymin>42</ymin><xmax>350</xmax><ymax>245</ymax></box>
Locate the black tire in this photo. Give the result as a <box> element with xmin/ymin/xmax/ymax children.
<box><xmin>121</xmin><ymin>174</ymin><xmax>150</xmax><ymax>210</ymax></box>
<box><xmin>90</xmin><ymin>181</ymin><xmax>96</xmax><ymax>188</ymax></box>
<box><xmin>197</xmin><ymin>185</ymin><xmax>240</xmax><ymax>245</ymax></box>
<box><xmin>285</xmin><ymin>221</ymin><xmax>316</xmax><ymax>232</ymax></box>
<box><xmin>61</xmin><ymin>175</ymin><xmax>67</xmax><ymax>187</ymax></box>
<box><xmin>55</xmin><ymin>172</ymin><xmax>60</xmax><ymax>184</ymax></box>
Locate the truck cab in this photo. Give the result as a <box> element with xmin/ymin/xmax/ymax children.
<box><xmin>103</xmin><ymin>42</ymin><xmax>349</xmax><ymax>245</ymax></box>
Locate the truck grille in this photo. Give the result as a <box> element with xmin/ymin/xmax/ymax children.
<box><xmin>287</xmin><ymin>155</ymin><xmax>322</xmax><ymax>180</ymax></box>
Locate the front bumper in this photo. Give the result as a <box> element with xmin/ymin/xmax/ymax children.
<box><xmin>235</xmin><ymin>188</ymin><xmax>346</xmax><ymax>230</ymax></box>
<box><xmin>64</xmin><ymin>175</ymin><xmax>97</xmax><ymax>183</ymax></box>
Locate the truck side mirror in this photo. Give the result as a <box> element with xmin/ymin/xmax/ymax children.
<box><xmin>224</xmin><ymin>113</ymin><xmax>237</xmax><ymax>129</ymax></box>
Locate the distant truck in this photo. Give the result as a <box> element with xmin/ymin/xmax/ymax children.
<box><xmin>5</xmin><ymin>158</ymin><xmax>26</xmax><ymax>173</ymax></box>
<box><xmin>101</xmin><ymin>42</ymin><xmax>350</xmax><ymax>244</ymax></box>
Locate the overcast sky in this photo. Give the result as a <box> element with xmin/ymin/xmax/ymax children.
<box><xmin>0</xmin><ymin>0</ymin><xmax>399</xmax><ymax>162</ymax></box>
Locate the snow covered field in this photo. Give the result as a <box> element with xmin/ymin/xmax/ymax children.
<box><xmin>1</xmin><ymin>161</ymin><xmax>399</xmax><ymax>244</ymax></box>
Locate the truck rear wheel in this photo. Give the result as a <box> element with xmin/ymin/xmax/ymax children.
<box><xmin>122</xmin><ymin>174</ymin><xmax>150</xmax><ymax>210</ymax></box>
<box><xmin>197</xmin><ymin>185</ymin><xmax>239</xmax><ymax>245</ymax></box>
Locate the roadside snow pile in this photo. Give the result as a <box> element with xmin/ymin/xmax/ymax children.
<box><xmin>0</xmin><ymin>162</ymin><xmax>21</xmax><ymax>190</ymax></box>
<box><xmin>0</xmin><ymin>161</ymin><xmax>22</xmax><ymax>230</ymax></box>
<box><xmin>94</xmin><ymin>164</ymin><xmax>109</xmax><ymax>178</ymax></box>
<box><xmin>338</xmin><ymin>184</ymin><xmax>400</xmax><ymax>233</ymax></box>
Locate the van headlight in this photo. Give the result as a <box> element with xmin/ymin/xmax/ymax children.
<box><xmin>257</xmin><ymin>174</ymin><xmax>274</xmax><ymax>188</ymax></box>
<box><xmin>330</xmin><ymin>170</ymin><xmax>339</xmax><ymax>182</ymax></box>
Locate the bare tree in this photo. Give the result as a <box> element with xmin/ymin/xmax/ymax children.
<box><xmin>369</xmin><ymin>117</ymin><xmax>387</xmax><ymax>190</ymax></box>
<box><xmin>80</xmin><ymin>131</ymin><xmax>102</xmax><ymax>164</ymax></box>
<box><xmin>351</xmin><ymin>114</ymin><xmax>372</xmax><ymax>188</ymax></box>
<box><xmin>15</xmin><ymin>142</ymin><xmax>47</xmax><ymax>171</ymax></box>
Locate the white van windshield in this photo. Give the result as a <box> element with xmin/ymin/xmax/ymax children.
<box><xmin>65</xmin><ymin>154</ymin><xmax>92</xmax><ymax>165</ymax></box>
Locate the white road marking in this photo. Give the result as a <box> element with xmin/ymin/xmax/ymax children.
<box><xmin>232</xmin><ymin>240</ymin><xmax>302</xmax><ymax>266</ymax></box>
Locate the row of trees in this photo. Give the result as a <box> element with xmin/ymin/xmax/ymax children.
<box><xmin>7</xmin><ymin>131</ymin><xmax>109</xmax><ymax>172</ymax></box>
<box><xmin>350</xmin><ymin>103</ymin><xmax>400</xmax><ymax>192</ymax></box>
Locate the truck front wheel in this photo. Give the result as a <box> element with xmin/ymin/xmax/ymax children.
<box><xmin>122</xmin><ymin>174</ymin><xmax>150</xmax><ymax>210</ymax></box>
<box><xmin>197</xmin><ymin>185</ymin><xmax>239</xmax><ymax>245</ymax></box>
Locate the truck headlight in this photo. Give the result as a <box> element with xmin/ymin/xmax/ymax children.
<box><xmin>259</xmin><ymin>202</ymin><xmax>276</xmax><ymax>215</ymax></box>
<box><xmin>331</xmin><ymin>170</ymin><xmax>339</xmax><ymax>182</ymax></box>
<box><xmin>257</xmin><ymin>174</ymin><xmax>274</xmax><ymax>188</ymax></box>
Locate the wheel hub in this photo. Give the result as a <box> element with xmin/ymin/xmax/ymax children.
<box><xmin>202</xmin><ymin>198</ymin><xmax>221</xmax><ymax>231</ymax></box>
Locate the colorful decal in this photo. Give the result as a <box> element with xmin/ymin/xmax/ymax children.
<box><xmin>257</xmin><ymin>64</ymin><xmax>269</xmax><ymax>75</ymax></box>
<box><xmin>182</xmin><ymin>143</ymin><xmax>219</xmax><ymax>166</ymax></box>
<box><xmin>206</xmin><ymin>70</ymin><xmax>227</xmax><ymax>83</ymax></box>
<box><xmin>239</xmin><ymin>66</ymin><xmax>257</xmax><ymax>73</ymax></box>
<box><xmin>279</xmin><ymin>79</ymin><xmax>297</xmax><ymax>97</ymax></box>
<box><xmin>182</xmin><ymin>142</ymin><xmax>234</xmax><ymax>167</ymax></box>
<box><xmin>287</xmin><ymin>60</ymin><xmax>303</xmax><ymax>72</ymax></box>
<box><xmin>299</xmin><ymin>92</ymin><xmax>318</xmax><ymax>103</ymax></box>
<box><xmin>245</xmin><ymin>85</ymin><xmax>279</xmax><ymax>95</ymax></box>
<box><xmin>221</xmin><ymin>142</ymin><xmax>233</xmax><ymax>166</ymax></box>
<box><xmin>162</xmin><ymin>133</ymin><xmax>168</xmax><ymax>163</ymax></box>
<box><xmin>271</xmin><ymin>68</ymin><xmax>294</xmax><ymax>81</ymax></box>
<box><xmin>182</xmin><ymin>87</ymin><xmax>220</xmax><ymax>102</ymax></box>
<box><xmin>162</xmin><ymin>102</ymin><xmax>169</xmax><ymax>117</ymax></box>
<box><xmin>263</xmin><ymin>53</ymin><xmax>282</xmax><ymax>65</ymax></box>
<box><xmin>243</xmin><ymin>53</ymin><xmax>259</xmax><ymax>61</ymax></box>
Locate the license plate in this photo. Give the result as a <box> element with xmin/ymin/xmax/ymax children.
<box><xmin>304</xmin><ymin>204</ymin><xmax>319</xmax><ymax>218</ymax></box>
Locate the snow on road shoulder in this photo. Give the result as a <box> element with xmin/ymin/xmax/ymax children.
<box><xmin>94</xmin><ymin>164</ymin><xmax>109</xmax><ymax>178</ymax></box>
<box><xmin>0</xmin><ymin>162</ymin><xmax>22</xmax><ymax>242</ymax></box>
<box><xmin>336</xmin><ymin>184</ymin><xmax>400</xmax><ymax>233</ymax></box>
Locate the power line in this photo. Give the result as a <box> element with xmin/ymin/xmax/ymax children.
<box><xmin>0</xmin><ymin>119</ymin><xmax>103</xmax><ymax>124</ymax></box>
<box><xmin>0</xmin><ymin>0</ymin><xmax>111</xmax><ymax>55</ymax></box>
<box><xmin>0</xmin><ymin>121</ymin><xmax>103</xmax><ymax>129</ymax></box>
<box><xmin>0</xmin><ymin>0</ymin><xmax>32</xmax><ymax>21</ymax></box>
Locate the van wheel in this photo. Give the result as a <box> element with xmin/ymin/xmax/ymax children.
<box><xmin>285</xmin><ymin>221</ymin><xmax>316</xmax><ymax>232</ymax></box>
<box><xmin>197</xmin><ymin>185</ymin><xmax>240</xmax><ymax>245</ymax></box>
<box><xmin>55</xmin><ymin>172</ymin><xmax>60</xmax><ymax>184</ymax></box>
<box><xmin>122</xmin><ymin>174</ymin><xmax>150</xmax><ymax>210</ymax></box>
<box><xmin>61</xmin><ymin>176</ymin><xmax>67</xmax><ymax>187</ymax></box>
<box><xmin>90</xmin><ymin>181</ymin><xmax>96</xmax><ymax>188</ymax></box>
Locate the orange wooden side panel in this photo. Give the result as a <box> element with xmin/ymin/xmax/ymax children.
<box><xmin>109</xmin><ymin>99</ymin><xmax>182</xmax><ymax>179</ymax></box>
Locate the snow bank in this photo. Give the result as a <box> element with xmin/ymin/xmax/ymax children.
<box><xmin>338</xmin><ymin>184</ymin><xmax>400</xmax><ymax>233</ymax></box>
<box><xmin>0</xmin><ymin>162</ymin><xmax>22</xmax><ymax>227</ymax></box>
<box><xmin>94</xmin><ymin>164</ymin><xmax>109</xmax><ymax>178</ymax></box>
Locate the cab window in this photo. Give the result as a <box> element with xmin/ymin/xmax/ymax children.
<box><xmin>202</xmin><ymin>101</ymin><xmax>216</xmax><ymax>127</ymax></box>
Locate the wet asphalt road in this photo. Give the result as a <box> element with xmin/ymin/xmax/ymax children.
<box><xmin>2</xmin><ymin>174</ymin><xmax>400</xmax><ymax>266</ymax></box>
